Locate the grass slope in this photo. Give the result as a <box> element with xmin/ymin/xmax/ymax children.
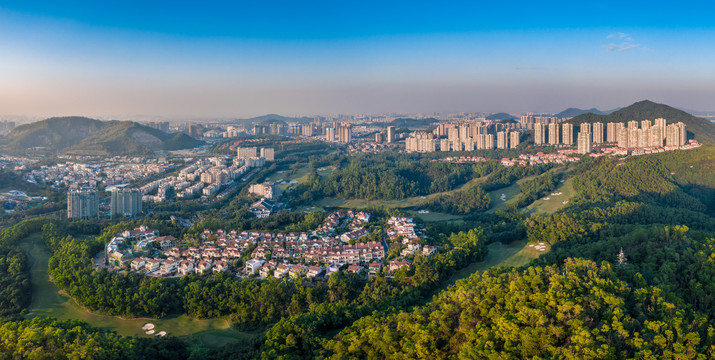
<box><xmin>526</xmin><ymin>177</ymin><xmax>575</xmax><ymax>214</ymax></box>
<box><xmin>442</xmin><ymin>240</ymin><xmax>548</xmax><ymax>289</ymax></box>
<box><xmin>486</xmin><ymin>181</ymin><xmax>522</xmax><ymax>212</ymax></box>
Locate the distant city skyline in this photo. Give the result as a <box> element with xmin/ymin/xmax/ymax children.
<box><xmin>1</xmin><ymin>1</ymin><xmax>715</xmax><ymax>118</ymax></box>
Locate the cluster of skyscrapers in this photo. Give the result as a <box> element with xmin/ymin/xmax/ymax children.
<box><xmin>251</xmin><ymin>119</ymin><xmax>355</xmax><ymax>144</ymax></box>
<box><xmin>519</xmin><ymin>114</ymin><xmax>559</xmax><ymax>130</ymax></box>
<box><xmin>405</xmin><ymin>122</ymin><xmax>519</xmax><ymax>152</ymax></box>
<box><xmin>188</xmin><ymin>124</ymin><xmax>205</xmax><ymax>137</ymax></box>
<box><xmin>374</xmin><ymin>126</ymin><xmax>397</xmax><ymax>143</ymax></box>
<box><xmin>67</xmin><ymin>187</ymin><xmax>143</xmax><ymax>219</ymax></box>
<box><xmin>236</xmin><ymin>147</ymin><xmax>275</xmax><ymax>162</ymax></box>
<box><xmin>324</xmin><ymin>124</ymin><xmax>353</xmax><ymax>143</ymax></box>
<box><xmin>253</xmin><ymin>123</ymin><xmax>286</xmax><ymax>136</ymax></box>
<box><xmin>533</xmin><ymin>118</ymin><xmax>687</xmax><ymax>154</ymax></box>
<box><xmin>534</xmin><ymin>123</ymin><xmax>575</xmax><ymax>146</ymax></box>
<box><xmin>615</xmin><ymin>119</ymin><xmax>687</xmax><ymax>149</ymax></box>
<box><xmin>67</xmin><ymin>188</ymin><xmax>99</xmax><ymax>219</ymax></box>
<box><xmin>405</xmin><ymin>132</ymin><xmax>438</xmax><ymax>152</ymax></box>
<box><xmin>249</xmin><ymin>182</ymin><xmax>282</xmax><ymax>199</ymax></box>
<box><xmin>110</xmin><ymin>188</ymin><xmax>142</xmax><ymax>218</ymax></box>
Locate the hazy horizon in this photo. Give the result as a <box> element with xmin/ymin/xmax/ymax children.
<box><xmin>2</xmin><ymin>1</ymin><xmax>715</xmax><ymax>118</ymax></box>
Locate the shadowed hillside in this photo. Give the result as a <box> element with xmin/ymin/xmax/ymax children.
<box><xmin>8</xmin><ymin>117</ymin><xmax>203</xmax><ymax>155</ymax></box>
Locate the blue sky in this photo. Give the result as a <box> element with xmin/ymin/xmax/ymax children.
<box><xmin>1</xmin><ymin>1</ymin><xmax>714</xmax><ymax>118</ymax></box>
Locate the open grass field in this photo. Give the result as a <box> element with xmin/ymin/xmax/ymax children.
<box><xmin>315</xmin><ymin>166</ymin><xmax>335</xmax><ymax>179</ymax></box>
<box><xmin>442</xmin><ymin>239</ymin><xmax>549</xmax><ymax>289</ymax></box>
<box><xmin>20</xmin><ymin>234</ymin><xmax>256</xmax><ymax>346</ymax></box>
<box><xmin>526</xmin><ymin>177</ymin><xmax>575</xmax><ymax>214</ymax></box>
<box><xmin>486</xmin><ymin>182</ymin><xmax>522</xmax><ymax>212</ymax></box>
<box><xmin>264</xmin><ymin>167</ymin><xmax>310</xmax><ymax>190</ymax></box>
<box><xmin>486</xmin><ymin>166</ymin><xmax>577</xmax><ymax>214</ymax></box>
<box><xmin>266</xmin><ymin>166</ymin><xmax>335</xmax><ymax>191</ymax></box>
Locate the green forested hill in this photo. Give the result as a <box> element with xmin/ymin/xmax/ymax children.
<box><xmin>390</xmin><ymin>117</ymin><xmax>438</xmax><ymax>128</ymax></box>
<box><xmin>8</xmin><ymin>117</ymin><xmax>104</xmax><ymax>150</ymax></box>
<box><xmin>326</xmin><ymin>258</ymin><xmax>709</xmax><ymax>359</ymax></box>
<box><xmin>565</xmin><ymin>100</ymin><xmax>715</xmax><ymax>144</ymax></box>
<box><xmin>8</xmin><ymin>117</ymin><xmax>202</xmax><ymax>155</ymax></box>
<box><xmin>555</xmin><ymin>107</ymin><xmax>612</xmax><ymax>118</ymax></box>
<box><xmin>485</xmin><ymin>112</ymin><xmax>515</xmax><ymax>120</ymax></box>
<box><xmin>568</xmin><ymin>145</ymin><xmax>715</xmax><ymax>213</ymax></box>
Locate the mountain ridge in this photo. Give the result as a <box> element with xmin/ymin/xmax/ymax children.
<box><xmin>485</xmin><ymin>112</ymin><xmax>516</xmax><ymax>121</ymax></box>
<box><xmin>8</xmin><ymin>116</ymin><xmax>203</xmax><ymax>155</ymax></box>
<box><xmin>555</xmin><ymin>107</ymin><xmax>614</xmax><ymax>118</ymax></box>
<box><xmin>565</xmin><ymin>100</ymin><xmax>715</xmax><ymax>144</ymax></box>
<box><xmin>228</xmin><ymin>114</ymin><xmax>313</xmax><ymax>126</ymax></box>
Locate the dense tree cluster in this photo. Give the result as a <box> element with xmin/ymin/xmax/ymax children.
<box><xmin>537</xmin><ymin>226</ymin><xmax>715</xmax><ymax>319</ymax></box>
<box><xmin>325</xmin><ymin>258</ymin><xmax>711</xmax><ymax>359</ymax></box>
<box><xmin>0</xmin><ymin>317</ymin><xmax>193</xmax><ymax>360</ymax></box>
<box><xmin>508</xmin><ymin>170</ymin><xmax>559</xmax><ymax>209</ymax></box>
<box><xmin>283</xmin><ymin>168</ymin><xmax>323</xmax><ymax>206</ymax></box>
<box><xmin>524</xmin><ymin>212</ymin><xmax>598</xmax><ymax>245</ymax></box>
<box><xmin>479</xmin><ymin>163</ymin><xmax>554</xmax><ymax>192</ymax></box>
<box><xmin>323</xmin><ymin>154</ymin><xmax>474</xmax><ymax>200</ymax></box>
<box><xmin>0</xmin><ymin>247</ymin><xmax>30</xmax><ymax>320</ymax></box>
<box><xmin>571</xmin><ymin>157</ymin><xmax>706</xmax><ymax>212</ymax></box>
<box><xmin>0</xmin><ymin>218</ymin><xmax>54</xmax><ymax>320</ymax></box>
<box><xmin>426</xmin><ymin>184</ymin><xmax>490</xmax><ymax>215</ymax></box>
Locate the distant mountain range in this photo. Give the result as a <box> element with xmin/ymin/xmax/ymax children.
<box><xmin>555</xmin><ymin>107</ymin><xmax>617</xmax><ymax>118</ymax></box>
<box><xmin>7</xmin><ymin>116</ymin><xmax>203</xmax><ymax>155</ymax></box>
<box><xmin>485</xmin><ymin>113</ymin><xmax>516</xmax><ymax>121</ymax></box>
<box><xmin>389</xmin><ymin>117</ymin><xmax>438</xmax><ymax>128</ymax></box>
<box><xmin>229</xmin><ymin>114</ymin><xmax>313</xmax><ymax>126</ymax></box>
<box><xmin>565</xmin><ymin>100</ymin><xmax>715</xmax><ymax>144</ymax></box>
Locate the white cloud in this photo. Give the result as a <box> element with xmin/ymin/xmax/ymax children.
<box><xmin>604</xmin><ymin>33</ymin><xmax>640</xmax><ymax>52</ymax></box>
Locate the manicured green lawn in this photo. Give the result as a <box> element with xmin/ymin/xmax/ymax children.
<box><xmin>266</xmin><ymin>167</ymin><xmax>310</xmax><ymax>190</ymax></box>
<box><xmin>20</xmin><ymin>234</ymin><xmax>256</xmax><ymax>345</ymax></box>
<box><xmin>315</xmin><ymin>166</ymin><xmax>335</xmax><ymax>179</ymax></box>
<box><xmin>486</xmin><ymin>182</ymin><xmax>522</xmax><ymax>212</ymax></box>
<box><xmin>442</xmin><ymin>240</ymin><xmax>549</xmax><ymax>289</ymax></box>
<box><xmin>526</xmin><ymin>177</ymin><xmax>575</xmax><ymax>214</ymax></box>
<box><xmin>498</xmin><ymin>241</ymin><xmax>550</xmax><ymax>268</ymax></box>
<box><xmin>266</xmin><ymin>166</ymin><xmax>335</xmax><ymax>191</ymax></box>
